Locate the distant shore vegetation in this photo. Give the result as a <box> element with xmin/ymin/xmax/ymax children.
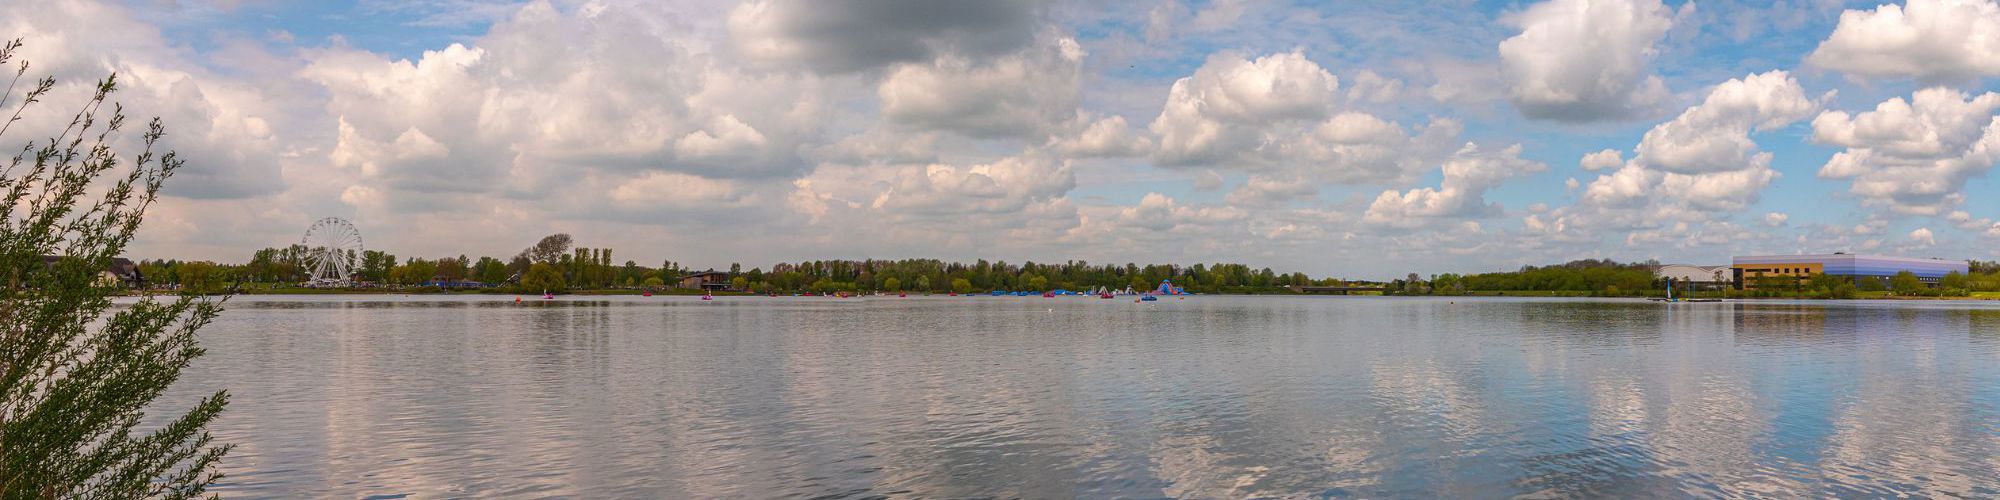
<box><xmin>127</xmin><ymin>239</ymin><xmax>2000</xmax><ymax>300</ymax></box>
<box><xmin>1385</xmin><ymin>259</ymin><xmax>2000</xmax><ymax>300</ymax></box>
<box><xmin>133</xmin><ymin>233</ymin><xmax>1358</xmax><ymax>295</ymax></box>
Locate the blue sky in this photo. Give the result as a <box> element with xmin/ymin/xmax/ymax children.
<box><xmin>6</xmin><ymin>0</ymin><xmax>1999</xmax><ymax>278</ymax></box>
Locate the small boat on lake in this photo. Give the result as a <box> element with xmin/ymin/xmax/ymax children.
<box><xmin>1650</xmin><ymin>278</ymin><xmax>1722</xmax><ymax>303</ymax></box>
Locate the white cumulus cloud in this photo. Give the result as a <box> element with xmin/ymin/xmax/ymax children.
<box><xmin>1148</xmin><ymin>50</ymin><xmax>1459</xmax><ymax>183</ymax></box>
<box><xmin>1365</xmin><ymin>143</ymin><xmax>1548</xmax><ymax>227</ymax></box>
<box><xmin>303</xmin><ymin>1</ymin><xmax>826</xmax><ymax>208</ymax></box>
<box><xmin>1584</xmin><ymin>70</ymin><xmax>1818</xmax><ymax>212</ymax></box>
<box><xmin>878</xmin><ymin>34</ymin><xmax>1086</xmax><ymax>139</ymax></box>
<box><xmin>1498</xmin><ymin>0</ymin><xmax>1683</xmax><ymax>122</ymax></box>
<box><xmin>1580</xmin><ymin>149</ymin><xmax>1625</xmax><ymax>171</ymax></box>
<box><xmin>1806</xmin><ymin>0</ymin><xmax>2000</xmax><ymax>83</ymax></box>
<box><xmin>866</xmin><ymin>154</ymin><xmax>1077</xmax><ymax>218</ymax></box>
<box><xmin>1909</xmin><ymin>227</ymin><xmax>1937</xmax><ymax>246</ymax></box>
<box><xmin>1812</xmin><ymin>87</ymin><xmax>2000</xmax><ymax>215</ymax></box>
<box><xmin>1052</xmin><ymin>114</ymin><xmax>1153</xmax><ymax>157</ymax></box>
<box><xmin>3</xmin><ymin>0</ymin><xmax>289</xmax><ymax>199</ymax></box>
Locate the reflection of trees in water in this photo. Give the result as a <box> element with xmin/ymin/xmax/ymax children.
<box><xmin>1970</xmin><ymin>309</ymin><xmax>2000</xmax><ymax>347</ymax></box>
<box><xmin>1730</xmin><ymin>304</ymin><xmax>1831</xmax><ymax>345</ymax></box>
<box><xmin>1513</xmin><ymin>302</ymin><xmax>1671</xmax><ymax>348</ymax></box>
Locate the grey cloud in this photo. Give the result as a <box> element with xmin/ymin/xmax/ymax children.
<box><xmin>729</xmin><ymin>0</ymin><xmax>1043</xmax><ymax>73</ymax></box>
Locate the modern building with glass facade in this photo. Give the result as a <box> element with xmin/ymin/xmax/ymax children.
<box><xmin>1731</xmin><ymin>253</ymin><xmax>1968</xmax><ymax>290</ymax></box>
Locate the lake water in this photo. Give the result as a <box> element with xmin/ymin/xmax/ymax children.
<box><xmin>154</xmin><ymin>295</ymin><xmax>2000</xmax><ymax>498</ymax></box>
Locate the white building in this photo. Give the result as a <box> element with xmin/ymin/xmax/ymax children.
<box><xmin>1655</xmin><ymin>264</ymin><xmax>1732</xmax><ymax>285</ymax></box>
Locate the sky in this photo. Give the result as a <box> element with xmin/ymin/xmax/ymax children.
<box><xmin>5</xmin><ymin>0</ymin><xmax>2000</xmax><ymax>279</ymax></box>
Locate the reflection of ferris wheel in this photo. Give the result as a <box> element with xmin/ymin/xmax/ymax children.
<box><xmin>301</xmin><ymin>217</ymin><xmax>363</xmax><ymax>286</ymax></box>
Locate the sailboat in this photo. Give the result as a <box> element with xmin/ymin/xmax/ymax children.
<box><xmin>1652</xmin><ymin>278</ymin><xmax>1721</xmax><ymax>303</ymax></box>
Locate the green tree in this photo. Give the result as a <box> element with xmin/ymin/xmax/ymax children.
<box><xmin>883</xmin><ymin>277</ymin><xmax>901</xmax><ymax>292</ymax></box>
<box><xmin>1940</xmin><ymin>271</ymin><xmax>1969</xmax><ymax>290</ymax></box>
<box><xmin>435</xmin><ymin>255</ymin><xmax>469</xmax><ymax>281</ymax></box>
<box><xmin>522</xmin><ymin>233</ymin><xmax>572</xmax><ymax>264</ymax></box>
<box><xmin>1807</xmin><ymin>274</ymin><xmax>1856</xmax><ymax>299</ymax></box>
<box><xmin>1891</xmin><ymin>271</ymin><xmax>1925</xmax><ymax>294</ymax></box>
<box><xmin>951</xmin><ymin>278</ymin><xmax>973</xmax><ymax>294</ymax></box>
<box><xmin>730</xmin><ymin>276</ymin><xmax>749</xmax><ymax>291</ymax></box>
<box><xmin>1431</xmin><ymin>273</ymin><xmax>1464</xmax><ymax>295</ymax></box>
<box><xmin>473</xmin><ymin>256</ymin><xmax>509</xmax><ymax>283</ymax></box>
<box><xmin>915</xmin><ymin>274</ymin><xmax>931</xmax><ymax>292</ymax></box>
<box><xmin>393</xmin><ymin>258</ymin><xmax>439</xmax><ymax>286</ymax></box>
<box><xmin>0</xmin><ymin>41</ymin><xmax>231</xmax><ymax>497</ymax></box>
<box><xmin>176</xmin><ymin>261</ymin><xmax>227</xmax><ymax>294</ymax></box>
<box><xmin>522</xmin><ymin>263</ymin><xmax>566</xmax><ymax>292</ymax></box>
<box><xmin>1402</xmin><ymin>273</ymin><xmax>1426</xmax><ymax>295</ymax></box>
<box><xmin>358</xmin><ymin>250</ymin><xmax>396</xmax><ymax>283</ymax></box>
<box><xmin>643</xmin><ymin>276</ymin><xmax>665</xmax><ymax>287</ymax></box>
<box><xmin>245</xmin><ymin>248</ymin><xmax>273</xmax><ymax>282</ymax></box>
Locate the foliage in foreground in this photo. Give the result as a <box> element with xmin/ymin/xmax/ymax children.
<box><xmin>0</xmin><ymin>40</ymin><xmax>229</xmax><ymax>498</ymax></box>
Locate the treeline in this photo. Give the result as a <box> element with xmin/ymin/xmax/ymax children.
<box><xmin>749</xmin><ymin>258</ymin><xmax>1341</xmax><ymax>294</ymax></box>
<box><xmin>1381</xmin><ymin>258</ymin><xmax>2000</xmax><ymax>298</ymax></box>
<box><xmin>136</xmin><ymin>233</ymin><xmax>1349</xmax><ymax>294</ymax></box>
<box><xmin>1749</xmin><ymin>270</ymin><xmax>1992</xmax><ymax>298</ymax></box>
<box><xmin>132</xmin><ymin>245</ymin><xmax>2000</xmax><ymax>297</ymax></box>
<box><xmin>144</xmin><ymin>234</ymin><xmax>705</xmax><ymax>293</ymax></box>
<box><xmin>1386</xmin><ymin>259</ymin><xmax>1661</xmax><ymax>296</ymax></box>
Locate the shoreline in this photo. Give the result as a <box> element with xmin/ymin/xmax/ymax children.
<box><xmin>130</xmin><ymin>289</ymin><xmax>2000</xmax><ymax>301</ymax></box>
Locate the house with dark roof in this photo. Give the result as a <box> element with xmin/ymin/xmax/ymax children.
<box><xmin>677</xmin><ymin>271</ymin><xmax>731</xmax><ymax>291</ymax></box>
<box><xmin>41</xmin><ymin>256</ymin><xmax>144</xmax><ymax>288</ymax></box>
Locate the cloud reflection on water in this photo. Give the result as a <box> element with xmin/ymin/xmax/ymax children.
<box><xmin>161</xmin><ymin>296</ymin><xmax>2000</xmax><ymax>497</ymax></box>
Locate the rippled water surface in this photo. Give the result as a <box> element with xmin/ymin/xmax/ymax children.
<box><xmin>154</xmin><ymin>295</ymin><xmax>2000</xmax><ymax>498</ymax></box>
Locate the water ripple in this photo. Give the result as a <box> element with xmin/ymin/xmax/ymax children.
<box><xmin>145</xmin><ymin>295</ymin><xmax>2000</xmax><ymax>498</ymax></box>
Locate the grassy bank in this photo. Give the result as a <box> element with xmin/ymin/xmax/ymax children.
<box><xmin>1416</xmin><ymin>289</ymin><xmax>2000</xmax><ymax>300</ymax></box>
<box><xmin>154</xmin><ymin>283</ymin><xmax>760</xmax><ymax>296</ymax></box>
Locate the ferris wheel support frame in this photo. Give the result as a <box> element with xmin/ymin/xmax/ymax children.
<box><xmin>300</xmin><ymin>217</ymin><xmax>363</xmax><ymax>287</ymax></box>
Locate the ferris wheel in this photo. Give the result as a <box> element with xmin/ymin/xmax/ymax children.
<box><xmin>301</xmin><ymin>217</ymin><xmax>363</xmax><ymax>286</ymax></box>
